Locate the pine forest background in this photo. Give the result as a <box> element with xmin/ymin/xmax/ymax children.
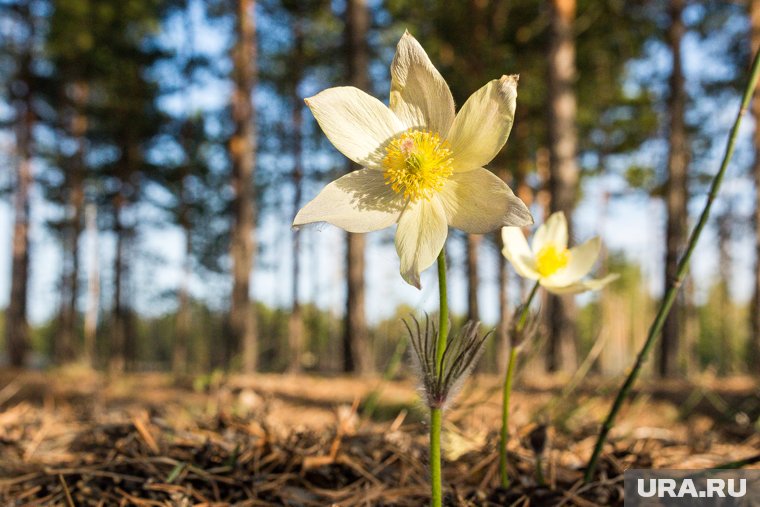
<box><xmin>3</xmin><ymin>0</ymin><xmax>760</xmax><ymax>382</ymax></box>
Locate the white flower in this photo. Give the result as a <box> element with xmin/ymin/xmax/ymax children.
<box><xmin>501</xmin><ymin>211</ymin><xmax>618</xmax><ymax>294</ymax></box>
<box><xmin>293</xmin><ymin>31</ymin><xmax>532</xmax><ymax>288</ymax></box>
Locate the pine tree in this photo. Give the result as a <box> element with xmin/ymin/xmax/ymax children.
<box><xmin>660</xmin><ymin>0</ymin><xmax>688</xmax><ymax>378</ymax></box>
<box><xmin>229</xmin><ymin>0</ymin><xmax>259</xmax><ymax>373</ymax></box>
<box><xmin>343</xmin><ymin>0</ymin><xmax>373</xmax><ymax>375</ymax></box>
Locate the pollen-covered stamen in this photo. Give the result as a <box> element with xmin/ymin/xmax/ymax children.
<box><xmin>536</xmin><ymin>244</ymin><xmax>570</xmax><ymax>277</ymax></box>
<box><xmin>382</xmin><ymin>129</ymin><xmax>453</xmax><ymax>201</ymax></box>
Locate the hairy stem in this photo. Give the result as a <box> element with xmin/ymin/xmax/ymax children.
<box><xmin>429</xmin><ymin>248</ymin><xmax>448</xmax><ymax>507</ymax></box>
<box><xmin>430</xmin><ymin>407</ymin><xmax>442</xmax><ymax>507</ymax></box>
<box><xmin>583</xmin><ymin>48</ymin><xmax>760</xmax><ymax>483</ymax></box>
<box><xmin>436</xmin><ymin>250</ymin><xmax>449</xmax><ymax>371</ymax></box>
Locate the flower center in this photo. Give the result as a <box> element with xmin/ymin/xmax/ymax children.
<box><xmin>536</xmin><ymin>244</ymin><xmax>569</xmax><ymax>277</ymax></box>
<box><xmin>382</xmin><ymin>129</ymin><xmax>453</xmax><ymax>201</ymax></box>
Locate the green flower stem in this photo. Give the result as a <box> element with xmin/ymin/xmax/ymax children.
<box><xmin>430</xmin><ymin>407</ymin><xmax>443</xmax><ymax>507</ymax></box>
<box><xmin>436</xmin><ymin>250</ymin><xmax>449</xmax><ymax>371</ymax></box>
<box><xmin>430</xmin><ymin>249</ymin><xmax>449</xmax><ymax>507</ymax></box>
<box><xmin>499</xmin><ymin>280</ymin><xmax>540</xmax><ymax>488</ymax></box>
<box><xmin>583</xmin><ymin>48</ymin><xmax>760</xmax><ymax>484</ymax></box>
<box><xmin>499</xmin><ymin>346</ymin><xmax>518</xmax><ymax>488</ymax></box>
<box><xmin>535</xmin><ymin>454</ymin><xmax>545</xmax><ymax>486</ymax></box>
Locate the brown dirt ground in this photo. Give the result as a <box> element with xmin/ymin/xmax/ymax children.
<box><xmin>0</xmin><ymin>368</ymin><xmax>758</xmax><ymax>505</ymax></box>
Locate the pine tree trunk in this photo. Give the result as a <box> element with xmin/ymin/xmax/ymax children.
<box><xmin>546</xmin><ymin>0</ymin><xmax>579</xmax><ymax>373</ymax></box>
<box><xmin>110</xmin><ymin>195</ymin><xmax>126</xmax><ymax>373</ymax></box>
<box><xmin>6</xmin><ymin>56</ymin><xmax>33</xmax><ymax>368</ymax></box>
<box><xmin>466</xmin><ymin>235</ymin><xmax>480</xmax><ymax>324</ymax></box>
<box><xmin>660</xmin><ymin>0</ymin><xmax>688</xmax><ymax>378</ymax></box>
<box><xmin>749</xmin><ymin>0</ymin><xmax>760</xmax><ymax>373</ymax></box>
<box><xmin>496</xmin><ymin>230</ymin><xmax>510</xmax><ymax>374</ymax></box>
<box><xmin>84</xmin><ymin>204</ymin><xmax>99</xmax><ymax>368</ymax></box>
<box><xmin>493</xmin><ymin>163</ymin><xmax>512</xmax><ymax>374</ymax></box>
<box><xmin>174</xmin><ymin>201</ymin><xmax>191</xmax><ymax>376</ymax></box>
<box><xmin>343</xmin><ymin>0</ymin><xmax>373</xmax><ymax>375</ymax></box>
<box><xmin>57</xmin><ymin>82</ymin><xmax>88</xmax><ymax>364</ymax></box>
<box><xmin>229</xmin><ymin>0</ymin><xmax>258</xmax><ymax>373</ymax></box>
<box><xmin>288</xmin><ymin>20</ymin><xmax>305</xmax><ymax>374</ymax></box>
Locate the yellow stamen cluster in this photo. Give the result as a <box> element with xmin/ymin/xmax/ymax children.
<box><xmin>536</xmin><ymin>244</ymin><xmax>570</xmax><ymax>277</ymax></box>
<box><xmin>382</xmin><ymin>129</ymin><xmax>453</xmax><ymax>201</ymax></box>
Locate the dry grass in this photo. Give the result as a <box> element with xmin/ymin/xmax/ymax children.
<box><xmin>1</xmin><ymin>368</ymin><xmax>758</xmax><ymax>505</ymax></box>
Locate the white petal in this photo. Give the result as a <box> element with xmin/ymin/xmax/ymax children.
<box><xmin>390</xmin><ymin>31</ymin><xmax>455</xmax><ymax>134</ymax></box>
<box><xmin>501</xmin><ymin>227</ymin><xmax>540</xmax><ymax>280</ymax></box>
<box><xmin>438</xmin><ymin>168</ymin><xmax>533</xmax><ymax>234</ymax></box>
<box><xmin>531</xmin><ymin>211</ymin><xmax>568</xmax><ymax>254</ymax></box>
<box><xmin>543</xmin><ymin>237</ymin><xmax>601</xmax><ymax>286</ymax></box>
<box><xmin>293</xmin><ymin>169</ymin><xmax>404</xmax><ymax>233</ymax></box>
<box><xmin>395</xmin><ymin>196</ymin><xmax>448</xmax><ymax>289</ymax></box>
<box><xmin>305</xmin><ymin>87</ymin><xmax>405</xmax><ymax>170</ymax></box>
<box><xmin>542</xmin><ymin>273</ymin><xmax>619</xmax><ymax>295</ymax></box>
<box><xmin>446</xmin><ymin>75</ymin><xmax>518</xmax><ymax>172</ymax></box>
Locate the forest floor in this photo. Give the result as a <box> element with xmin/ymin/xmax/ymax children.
<box><xmin>0</xmin><ymin>368</ymin><xmax>759</xmax><ymax>506</ymax></box>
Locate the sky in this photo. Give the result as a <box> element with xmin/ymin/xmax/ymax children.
<box><xmin>0</xmin><ymin>2</ymin><xmax>757</xmax><ymax>329</ymax></box>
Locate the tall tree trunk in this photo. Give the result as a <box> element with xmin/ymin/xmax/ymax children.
<box><xmin>749</xmin><ymin>0</ymin><xmax>760</xmax><ymax>373</ymax></box>
<box><xmin>288</xmin><ymin>19</ymin><xmax>305</xmax><ymax>374</ymax></box>
<box><xmin>660</xmin><ymin>0</ymin><xmax>688</xmax><ymax>378</ymax></box>
<box><xmin>546</xmin><ymin>0</ymin><xmax>579</xmax><ymax>373</ymax></box>
<box><xmin>84</xmin><ymin>204</ymin><xmax>99</xmax><ymax>368</ymax></box>
<box><xmin>57</xmin><ymin>82</ymin><xmax>88</xmax><ymax>364</ymax></box>
<box><xmin>229</xmin><ymin>0</ymin><xmax>258</xmax><ymax>373</ymax></box>
<box><xmin>174</xmin><ymin>189</ymin><xmax>191</xmax><ymax>376</ymax></box>
<box><xmin>174</xmin><ymin>8</ymin><xmax>197</xmax><ymax>377</ymax></box>
<box><xmin>715</xmin><ymin>207</ymin><xmax>732</xmax><ymax>374</ymax></box>
<box><xmin>494</xmin><ymin>164</ymin><xmax>512</xmax><ymax>374</ymax></box>
<box><xmin>6</xmin><ymin>52</ymin><xmax>34</xmax><ymax>368</ymax></box>
<box><xmin>343</xmin><ymin>0</ymin><xmax>373</xmax><ymax>375</ymax></box>
<box><xmin>466</xmin><ymin>235</ymin><xmax>480</xmax><ymax>324</ymax></box>
<box><xmin>110</xmin><ymin>194</ymin><xmax>126</xmax><ymax>373</ymax></box>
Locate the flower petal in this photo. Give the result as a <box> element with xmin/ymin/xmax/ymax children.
<box><xmin>293</xmin><ymin>169</ymin><xmax>405</xmax><ymax>233</ymax></box>
<box><xmin>501</xmin><ymin>226</ymin><xmax>540</xmax><ymax>280</ymax></box>
<box><xmin>543</xmin><ymin>237</ymin><xmax>601</xmax><ymax>286</ymax></box>
<box><xmin>390</xmin><ymin>31</ymin><xmax>455</xmax><ymax>135</ymax></box>
<box><xmin>446</xmin><ymin>75</ymin><xmax>518</xmax><ymax>172</ymax></box>
<box><xmin>305</xmin><ymin>87</ymin><xmax>405</xmax><ymax>170</ymax></box>
<box><xmin>438</xmin><ymin>168</ymin><xmax>533</xmax><ymax>234</ymax></box>
<box><xmin>531</xmin><ymin>211</ymin><xmax>568</xmax><ymax>254</ymax></box>
<box><xmin>395</xmin><ymin>196</ymin><xmax>448</xmax><ymax>289</ymax></box>
<box><xmin>542</xmin><ymin>273</ymin><xmax>619</xmax><ymax>295</ymax></box>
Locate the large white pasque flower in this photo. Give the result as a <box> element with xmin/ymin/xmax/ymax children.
<box><xmin>501</xmin><ymin>211</ymin><xmax>618</xmax><ymax>294</ymax></box>
<box><xmin>293</xmin><ymin>31</ymin><xmax>533</xmax><ymax>289</ymax></box>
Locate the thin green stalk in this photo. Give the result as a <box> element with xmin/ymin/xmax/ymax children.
<box><xmin>430</xmin><ymin>407</ymin><xmax>442</xmax><ymax>507</ymax></box>
<box><xmin>499</xmin><ymin>280</ymin><xmax>540</xmax><ymax>488</ymax></box>
<box><xmin>430</xmin><ymin>249</ymin><xmax>448</xmax><ymax>507</ymax></box>
<box><xmin>535</xmin><ymin>454</ymin><xmax>545</xmax><ymax>486</ymax></box>
<box><xmin>583</xmin><ymin>48</ymin><xmax>760</xmax><ymax>483</ymax></box>
<box><xmin>499</xmin><ymin>346</ymin><xmax>518</xmax><ymax>488</ymax></box>
<box><xmin>436</xmin><ymin>250</ymin><xmax>449</xmax><ymax>371</ymax></box>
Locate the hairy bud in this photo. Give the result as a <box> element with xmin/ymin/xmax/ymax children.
<box><xmin>404</xmin><ymin>315</ymin><xmax>491</xmax><ymax>409</ymax></box>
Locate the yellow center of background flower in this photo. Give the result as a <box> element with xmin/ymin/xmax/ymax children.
<box><xmin>382</xmin><ymin>129</ymin><xmax>453</xmax><ymax>201</ymax></box>
<box><xmin>536</xmin><ymin>244</ymin><xmax>569</xmax><ymax>277</ymax></box>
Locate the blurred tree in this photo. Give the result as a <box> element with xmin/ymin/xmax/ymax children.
<box><xmin>750</xmin><ymin>0</ymin><xmax>760</xmax><ymax>373</ymax></box>
<box><xmin>229</xmin><ymin>0</ymin><xmax>259</xmax><ymax>373</ymax></box>
<box><xmin>1</xmin><ymin>0</ymin><xmax>41</xmax><ymax>367</ymax></box>
<box><xmin>545</xmin><ymin>0</ymin><xmax>579</xmax><ymax>372</ymax></box>
<box><xmin>659</xmin><ymin>0</ymin><xmax>688</xmax><ymax>378</ymax></box>
<box><xmin>81</xmin><ymin>1</ymin><xmax>166</xmax><ymax>372</ymax></box>
<box><xmin>343</xmin><ymin>0</ymin><xmax>374</xmax><ymax>375</ymax></box>
<box><xmin>43</xmin><ymin>0</ymin><xmax>95</xmax><ymax>365</ymax></box>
